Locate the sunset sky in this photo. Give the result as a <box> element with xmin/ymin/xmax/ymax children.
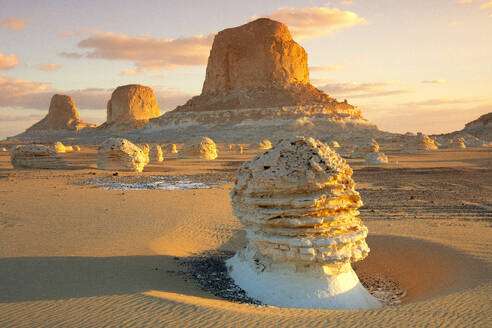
<box><xmin>1</xmin><ymin>0</ymin><xmax>491</xmax><ymax>139</ymax></box>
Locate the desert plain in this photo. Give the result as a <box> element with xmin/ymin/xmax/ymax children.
<box><xmin>0</xmin><ymin>144</ymin><xmax>490</xmax><ymax>328</ymax></box>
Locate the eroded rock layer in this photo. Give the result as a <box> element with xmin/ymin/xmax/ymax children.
<box><xmin>178</xmin><ymin>137</ymin><xmax>218</xmax><ymax>160</ymax></box>
<box><xmin>10</xmin><ymin>144</ymin><xmax>67</xmax><ymax>169</ymax></box>
<box><xmin>97</xmin><ymin>138</ymin><xmax>148</xmax><ymax>172</ymax></box>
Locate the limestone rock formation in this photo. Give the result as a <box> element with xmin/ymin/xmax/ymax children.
<box><xmin>97</xmin><ymin>138</ymin><xmax>148</xmax><ymax>172</ymax></box>
<box><xmin>142</xmin><ymin>19</ymin><xmax>382</xmax><ymax>144</ymax></box>
<box><xmin>53</xmin><ymin>141</ymin><xmax>66</xmax><ymax>153</ymax></box>
<box><xmin>330</xmin><ymin>141</ymin><xmax>341</xmax><ymax>148</ymax></box>
<box><xmin>352</xmin><ymin>139</ymin><xmax>379</xmax><ymax>158</ymax></box>
<box><xmin>73</xmin><ymin>145</ymin><xmax>81</xmax><ymax>152</ymax></box>
<box><xmin>1</xmin><ymin>147</ymin><xmax>7</xmax><ymax>152</ymax></box>
<box><xmin>463</xmin><ymin>112</ymin><xmax>491</xmax><ymax>141</ymax></box>
<box><xmin>405</xmin><ymin>133</ymin><xmax>438</xmax><ymax>150</ymax></box>
<box><xmin>149</xmin><ymin>144</ymin><xmax>164</xmax><ymax>162</ymax></box>
<box><xmin>10</xmin><ymin>144</ymin><xmax>67</xmax><ymax>169</ymax></box>
<box><xmin>24</xmin><ymin>94</ymin><xmax>96</xmax><ymax>133</ymax></box>
<box><xmin>431</xmin><ymin>113</ymin><xmax>491</xmax><ymax>147</ymax></box>
<box><xmin>102</xmin><ymin>84</ymin><xmax>161</xmax><ymax>131</ymax></box>
<box><xmin>226</xmin><ymin>137</ymin><xmax>380</xmax><ymax>309</ymax></box>
<box><xmin>178</xmin><ymin>137</ymin><xmax>218</xmax><ymax>160</ymax></box>
<box><xmin>256</xmin><ymin>139</ymin><xmax>272</xmax><ymax>150</ymax></box>
<box><xmin>238</xmin><ymin>145</ymin><xmax>244</xmax><ymax>154</ymax></box>
<box><xmin>440</xmin><ymin>137</ymin><xmax>466</xmax><ymax>149</ymax></box>
<box><xmin>365</xmin><ymin>152</ymin><xmax>389</xmax><ymax>165</ymax></box>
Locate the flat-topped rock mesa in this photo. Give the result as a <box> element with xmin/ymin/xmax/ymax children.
<box><xmin>23</xmin><ymin>95</ymin><xmax>96</xmax><ymax>133</ymax></box>
<box><xmin>101</xmin><ymin>84</ymin><xmax>161</xmax><ymax>131</ymax></box>
<box><xmin>141</xmin><ymin>18</ymin><xmax>381</xmax><ymax>143</ymax></box>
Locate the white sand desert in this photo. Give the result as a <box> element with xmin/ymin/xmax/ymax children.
<box><xmin>1</xmin><ymin>10</ymin><xmax>491</xmax><ymax>328</ymax></box>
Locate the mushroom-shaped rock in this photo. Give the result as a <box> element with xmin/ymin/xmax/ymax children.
<box><xmin>105</xmin><ymin>84</ymin><xmax>161</xmax><ymax>129</ymax></box>
<box><xmin>226</xmin><ymin>137</ymin><xmax>381</xmax><ymax>309</ymax></box>
<box><xmin>24</xmin><ymin>94</ymin><xmax>96</xmax><ymax>132</ymax></box>
<box><xmin>10</xmin><ymin>144</ymin><xmax>67</xmax><ymax>169</ymax></box>
<box><xmin>149</xmin><ymin>144</ymin><xmax>164</xmax><ymax>162</ymax></box>
<box><xmin>53</xmin><ymin>141</ymin><xmax>66</xmax><ymax>153</ymax></box>
<box><xmin>97</xmin><ymin>138</ymin><xmax>148</xmax><ymax>172</ymax></box>
<box><xmin>365</xmin><ymin>152</ymin><xmax>389</xmax><ymax>165</ymax></box>
<box><xmin>178</xmin><ymin>137</ymin><xmax>218</xmax><ymax>160</ymax></box>
<box><xmin>256</xmin><ymin>139</ymin><xmax>273</xmax><ymax>150</ymax></box>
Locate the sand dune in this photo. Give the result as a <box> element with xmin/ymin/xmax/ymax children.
<box><xmin>0</xmin><ymin>147</ymin><xmax>490</xmax><ymax>327</ymax></box>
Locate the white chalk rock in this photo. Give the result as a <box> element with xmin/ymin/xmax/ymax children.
<box><xmin>53</xmin><ymin>141</ymin><xmax>66</xmax><ymax>153</ymax></box>
<box><xmin>256</xmin><ymin>139</ymin><xmax>273</xmax><ymax>150</ymax></box>
<box><xmin>149</xmin><ymin>144</ymin><xmax>164</xmax><ymax>162</ymax></box>
<box><xmin>10</xmin><ymin>144</ymin><xmax>67</xmax><ymax>169</ymax></box>
<box><xmin>353</xmin><ymin>139</ymin><xmax>379</xmax><ymax>157</ymax></box>
<box><xmin>97</xmin><ymin>138</ymin><xmax>148</xmax><ymax>172</ymax></box>
<box><xmin>330</xmin><ymin>141</ymin><xmax>340</xmax><ymax>148</ymax></box>
<box><xmin>365</xmin><ymin>151</ymin><xmax>389</xmax><ymax>165</ymax></box>
<box><xmin>227</xmin><ymin>137</ymin><xmax>381</xmax><ymax>309</ymax></box>
<box><xmin>405</xmin><ymin>133</ymin><xmax>438</xmax><ymax>150</ymax></box>
<box><xmin>73</xmin><ymin>145</ymin><xmax>81</xmax><ymax>152</ymax></box>
<box><xmin>179</xmin><ymin>137</ymin><xmax>218</xmax><ymax>160</ymax></box>
<box><xmin>441</xmin><ymin>137</ymin><xmax>466</xmax><ymax>149</ymax></box>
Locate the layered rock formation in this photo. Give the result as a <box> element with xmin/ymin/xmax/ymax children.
<box><xmin>178</xmin><ymin>137</ymin><xmax>218</xmax><ymax>160</ymax></box>
<box><xmin>23</xmin><ymin>95</ymin><xmax>96</xmax><ymax>134</ymax></box>
<box><xmin>365</xmin><ymin>152</ymin><xmax>389</xmax><ymax>165</ymax></box>
<box><xmin>97</xmin><ymin>138</ymin><xmax>148</xmax><ymax>172</ymax></box>
<box><xmin>149</xmin><ymin>144</ymin><xmax>164</xmax><ymax>162</ymax></box>
<box><xmin>432</xmin><ymin>112</ymin><xmax>491</xmax><ymax>146</ymax></box>
<box><xmin>463</xmin><ymin>112</ymin><xmax>491</xmax><ymax>141</ymax></box>
<box><xmin>101</xmin><ymin>84</ymin><xmax>161</xmax><ymax>132</ymax></box>
<box><xmin>140</xmin><ymin>18</ymin><xmax>383</xmax><ymax>143</ymax></box>
<box><xmin>10</xmin><ymin>144</ymin><xmax>67</xmax><ymax>169</ymax></box>
<box><xmin>226</xmin><ymin>137</ymin><xmax>380</xmax><ymax>309</ymax></box>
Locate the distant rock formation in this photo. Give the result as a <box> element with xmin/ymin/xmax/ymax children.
<box><xmin>101</xmin><ymin>84</ymin><xmax>161</xmax><ymax>131</ymax></box>
<box><xmin>149</xmin><ymin>144</ymin><xmax>164</xmax><ymax>162</ymax></box>
<box><xmin>141</xmin><ymin>18</ymin><xmax>382</xmax><ymax>143</ymax></box>
<box><xmin>365</xmin><ymin>152</ymin><xmax>388</xmax><ymax>165</ymax></box>
<box><xmin>178</xmin><ymin>137</ymin><xmax>218</xmax><ymax>160</ymax></box>
<box><xmin>353</xmin><ymin>139</ymin><xmax>379</xmax><ymax>157</ymax></box>
<box><xmin>10</xmin><ymin>144</ymin><xmax>67</xmax><ymax>169</ymax></box>
<box><xmin>432</xmin><ymin>112</ymin><xmax>491</xmax><ymax>146</ymax></box>
<box><xmin>256</xmin><ymin>139</ymin><xmax>272</xmax><ymax>150</ymax></box>
<box><xmin>404</xmin><ymin>133</ymin><xmax>438</xmax><ymax>150</ymax></box>
<box><xmin>52</xmin><ymin>141</ymin><xmax>66</xmax><ymax>153</ymax></box>
<box><xmin>23</xmin><ymin>94</ymin><xmax>96</xmax><ymax>133</ymax></box>
<box><xmin>97</xmin><ymin>138</ymin><xmax>148</xmax><ymax>172</ymax></box>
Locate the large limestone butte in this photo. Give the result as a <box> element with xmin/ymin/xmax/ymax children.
<box><xmin>103</xmin><ymin>84</ymin><xmax>161</xmax><ymax>130</ymax></box>
<box><xmin>142</xmin><ymin>18</ymin><xmax>384</xmax><ymax>143</ymax></box>
<box><xmin>25</xmin><ymin>94</ymin><xmax>95</xmax><ymax>132</ymax></box>
<box><xmin>175</xmin><ymin>18</ymin><xmax>330</xmax><ymax>112</ymax></box>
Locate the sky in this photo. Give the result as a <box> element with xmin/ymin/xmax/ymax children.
<box><xmin>1</xmin><ymin>0</ymin><xmax>491</xmax><ymax>139</ymax></box>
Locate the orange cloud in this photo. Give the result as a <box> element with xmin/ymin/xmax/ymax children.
<box><xmin>314</xmin><ymin>81</ymin><xmax>409</xmax><ymax>99</ymax></box>
<box><xmin>340</xmin><ymin>1</ymin><xmax>353</xmax><ymax>5</ymax></box>
<box><xmin>0</xmin><ymin>53</ymin><xmax>19</xmax><ymax>70</ymax></box>
<box><xmin>421</xmin><ymin>79</ymin><xmax>447</xmax><ymax>84</ymax></box>
<box><xmin>36</xmin><ymin>64</ymin><xmax>61</xmax><ymax>72</ymax></box>
<box><xmin>0</xmin><ymin>17</ymin><xmax>31</xmax><ymax>31</ymax></box>
<box><xmin>70</xmin><ymin>31</ymin><xmax>214</xmax><ymax>71</ymax></box>
<box><xmin>57</xmin><ymin>31</ymin><xmax>72</xmax><ymax>37</ymax></box>
<box><xmin>0</xmin><ymin>76</ymin><xmax>191</xmax><ymax>111</ymax></box>
<box><xmin>121</xmin><ymin>69</ymin><xmax>143</xmax><ymax>76</ymax></box>
<box><xmin>310</xmin><ymin>64</ymin><xmax>348</xmax><ymax>72</ymax></box>
<box><xmin>59</xmin><ymin>52</ymin><xmax>84</xmax><ymax>59</ymax></box>
<box><xmin>481</xmin><ymin>1</ymin><xmax>492</xmax><ymax>8</ymax></box>
<box><xmin>266</xmin><ymin>6</ymin><xmax>367</xmax><ymax>39</ymax></box>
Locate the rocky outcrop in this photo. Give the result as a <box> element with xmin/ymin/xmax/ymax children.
<box><xmin>52</xmin><ymin>141</ymin><xmax>66</xmax><ymax>153</ymax></box>
<box><xmin>403</xmin><ymin>133</ymin><xmax>438</xmax><ymax>150</ymax></box>
<box><xmin>365</xmin><ymin>152</ymin><xmax>389</xmax><ymax>165</ymax></box>
<box><xmin>463</xmin><ymin>112</ymin><xmax>491</xmax><ymax>141</ymax></box>
<box><xmin>97</xmin><ymin>138</ymin><xmax>148</xmax><ymax>172</ymax></box>
<box><xmin>149</xmin><ymin>144</ymin><xmax>164</xmax><ymax>162</ymax></box>
<box><xmin>10</xmin><ymin>144</ymin><xmax>67</xmax><ymax>169</ymax></box>
<box><xmin>431</xmin><ymin>112</ymin><xmax>491</xmax><ymax>146</ymax></box>
<box><xmin>101</xmin><ymin>84</ymin><xmax>161</xmax><ymax>131</ymax></box>
<box><xmin>256</xmin><ymin>139</ymin><xmax>272</xmax><ymax>150</ymax></box>
<box><xmin>24</xmin><ymin>94</ymin><xmax>96</xmax><ymax>133</ymax></box>
<box><xmin>352</xmin><ymin>139</ymin><xmax>379</xmax><ymax>157</ymax></box>
<box><xmin>178</xmin><ymin>137</ymin><xmax>218</xmax><ymax>160</ymax></box>
<box><xmin>226</xmin><ymin>137</ymin><xmax>380</xmax><ymax>309</ymax></box>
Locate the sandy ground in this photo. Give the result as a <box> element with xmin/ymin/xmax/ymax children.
<box><xmin>0</xmin><ymin>145</ymin><xmax>491</xmax><ymax>327</ymax></box>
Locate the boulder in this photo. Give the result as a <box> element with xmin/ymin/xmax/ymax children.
<box><xmin>97</xmin><ymin>138</ymin><xmax>148</xmax><ymax>172</ymax></box>
<box><xmin>365</xmin><ymin>152</ymin><xmax>389</xmax><ymax>165</ymax></box>
<box><xmin>10</xmin><ymin>144</ymin><xmax>67</xmax><ymax>169</ymax></box>
<box><xmin>178</xmin><ymin>137</ymin><xmax>218</xmax><ymax>160</ymax></box>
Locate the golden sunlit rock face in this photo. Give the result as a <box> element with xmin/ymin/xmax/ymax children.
<box><xmin>24</xmin><ymin>94</ymin><xmax>96</xmax><ymax>132</ymax></box>
<box><xmin>105</xmin><ymin>84</ymin><xmax>161</xmax><ymax>127</ymax></box>
<box><xmin>174</xmin><ymin>18</ymin><xmax>333</xmax><ymax>112</ymax></box>
<box><xmin>178</xmin><ymin>136</ymin><xmax>218</xmax><ymax>160</ymax></box>
<box><xmin>97</xmin><ymin>137</ymin><xmax>148</xmax><ymax>172</ymax></box>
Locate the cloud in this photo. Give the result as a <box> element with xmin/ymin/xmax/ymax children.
<box><xmin>0</xmin><ymin>76</ymin><xmax>191</xmax><ymax>112</ymax></box>
<box><xmin>458</xmin><ymin>0</ymin><xmax>473</xmax><ymax>3</ymax></box>
<box><xmin>36</xmin><ymin>64</ymin><xmax>61</xmax><ymax>72</ymax></box>
<box><xmin>0</xmin><ymin>17</ymin><xmax>31</xmax><ymax>31</ymax></box>
<box><xmin>421</xmin><ymin>79</ymin><xmax>447</xmax><ymax>84</ymax></box>
<box><xmin>0</xmin><ymin>53</ymin><xmax>19</xmax><ymax>70</ymax></box>
<box><xmin>314</xmin><ymin>81</ymin><xmax>409</xmax><ymax>99</ymax></box>
<box><xmin>57</xmin><ymin>31</ymin><xmax>72</xmax><ymax>37</ymax></box>
<box><xmin>121</xmin><ymin>69</ymin><xmax>143</xmax><ymax>76</ymax></box>
<box><xmin>340</xmin><ymin>1</ymin><xmax>353</xmax><ymax>5</ymax></box>
<box><xmin>68</xmin><ymin>31</ymin><xmax>215</xmax><ymax>72</ymax></box>
<box><xmin>265</xmin><ymin>5</ymin><xmax>367</xmax><ymax>39</ymax></box>
<box><xmin>481</xmin><ymin>1</ymin><xmax>492</xmax><ymax>9</ymax></box>
<box><xmin>309</xmin><ymin>64</ymin><xmax>348</xmax><ymax>72</ymax></box>
<box><xmin>400</xmin><ymin>97</ymin><xmax>486</xmax><ymax>107</ymax></box>
<box><xmin>59</xmin><ymin>52</ymin><xmax>84</xmax><ymax>59</ymax></box>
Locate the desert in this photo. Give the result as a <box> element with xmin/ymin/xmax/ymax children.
<box><xmin>1</xmin><ymin>2</ymin><xmax>491</xmax><ymax>328</ymax></box>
